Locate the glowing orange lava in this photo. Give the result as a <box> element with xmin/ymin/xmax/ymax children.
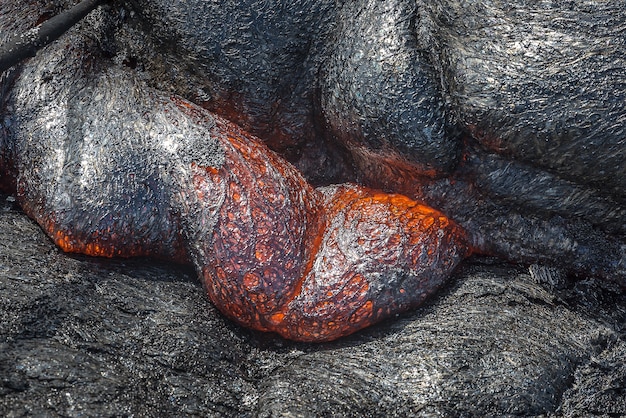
<box><xmin>32</xmin><ymin>96</ymin><xmax>469</xmax><ymax>342</ymax></box>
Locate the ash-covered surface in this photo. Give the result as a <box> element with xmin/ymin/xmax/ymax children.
<box><xmin>1</xmin><ymin>194</ymin><xmax>624</xmax><ymax>417</ymax></box>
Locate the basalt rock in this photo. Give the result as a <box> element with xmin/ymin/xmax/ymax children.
<box><xmin>1</xmin><ymin>0</ymin><xmax>470</xmax><ymax>342</ymax></box>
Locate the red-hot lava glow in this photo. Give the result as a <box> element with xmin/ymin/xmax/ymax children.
<box><xmin>25</xmin><ymin>97</ymin><xmax>470</xmax><ymax>342</ymax></box>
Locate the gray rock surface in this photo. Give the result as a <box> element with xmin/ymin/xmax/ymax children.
<box><xmin>2</xmin><ymin>194</ymin><xmax>624</xmax><ymax>417</ymax></box>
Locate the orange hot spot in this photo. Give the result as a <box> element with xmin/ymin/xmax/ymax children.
<box><xmin>44</xmin><ymin>219</ymin><xmax>189</xmax><ymax>263</ymax></box>
<box><xmin>53</xmin><ymin>229</ymin><xmax>76</xmax><ymax>253</ymax></box>
<box><xmin>51</xmin><ymin>228</ymin><xmax>124</xmax><ymax>258</ymax></box>
<box><xmin>269</xmin><ymin>312</ymin><xmax>285</xmax><ymax>324</ymax></box>
<box><xmin>349</xmin><ymin>300</ymin><xmax>374</xmax><ymax>324</ymax></box>
<box><xmin>255</xmin><ymin>242</ymin><xmax>272</xmax><ymax>264</ymax></box>
<box><xmin>243</xmin><ymin>272</ymin><xmax>260</xmax><ymax>289</ymax></box>
<box><xmin>257</xmin><ymin>184</ymin><xmax>470</xmax><ymax>342</ymax></box>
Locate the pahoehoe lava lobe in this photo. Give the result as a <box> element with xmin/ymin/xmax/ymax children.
<box><xmin>0</xmin><ymin>21</ymin><xmax>468</xmax><ymax>341</ymax></box>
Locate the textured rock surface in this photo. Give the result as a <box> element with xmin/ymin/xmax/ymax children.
<box><xmin>1</xmin><ymin>194</ymin><xmax>624</xmax><ymax>416</ymax></box>
<box><xmin>1</xmin><ymin>0</ymin><xmax>625</xmax><ymax>414</ymax></box>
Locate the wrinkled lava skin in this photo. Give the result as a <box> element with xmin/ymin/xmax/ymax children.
<box><xmin>1</xmin><ymin>0</ymin><xmax>625</xmax><ymax>340</ymax></box>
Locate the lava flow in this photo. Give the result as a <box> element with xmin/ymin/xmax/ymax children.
<box><xmin>13</xmin><ymin>90</ymin><xmax>470</xmax><ymax>342</ymax></box>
